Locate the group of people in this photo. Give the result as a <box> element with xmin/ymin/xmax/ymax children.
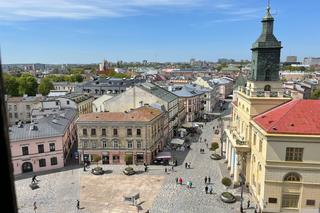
<box><xmin>175</xmin><ymin>177</ymin><xmax>193</xmax><ymax>188</ymax></box>
<box><xmin>184</xmin><ymin>162</ymin><xmax>191</xmax><ymax>169</ymax></box>
<box><xmin>200</xmin><ymin>148</ymin><xmax>205</xmax><ymax>154</ymax></box>
<box><xmin>204</xmin><ymin>176</ymin><xmax>213</xmax><ymax>194</ymax></box>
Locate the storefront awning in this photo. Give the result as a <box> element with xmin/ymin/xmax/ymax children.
<box><xmin>170</xmin><ymin>138</ymin><xmax>184</xmax><ymax>145</ymax></box>
<box><xmin>156</xmin><ymin>151</ymin><xmax>172</xmax><ymax>159</ymax></box>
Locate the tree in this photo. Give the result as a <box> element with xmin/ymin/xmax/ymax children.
<box><xmin>18</xmin><ymin>73</ymin><xmax>38</xmax><ymax>96</ymax></box>
<box><xmin>92</xmin><ymin>154</ymin><xmax>102</xmax><ymax>166</ymax></box>
<box><xmin>311</xmin><ymin>89</ymin><xmax>320</xmax><ymax>100</ymax></box>
<box><xmin>38</xmin><ymin>78</ymin><xmax>54</xmax><ymax>96</ymax></box>
<box><xmin>125</xmin><ymin>154</ymin><xmax>133</xmax><ymax>165</ymax></box>
<box><xmin>69</xmin><ymin>74</ymin><xmax>83</xmax><ymax>82</ymax></box>
<box><xmin>221</xmin><ymin>177</ymin><xmax>232</xmax><ymax>189</ymax></box>
<box><xmin>3</xmin><ymin>73</ymin><xmax>19</xmax><ymax>96</ymax></box>
<box><xmin>210</xmin><ymin>142</ymin><xmax>219</xmax><ymax>153</ymax></box>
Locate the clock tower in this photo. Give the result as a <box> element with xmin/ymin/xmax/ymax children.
<box><xmin>249</xmin><ymin>3</ymin><xmax>282</xmax><ymax>81</ymax></box>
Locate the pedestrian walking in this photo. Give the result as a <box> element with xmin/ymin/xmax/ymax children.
<box><xmin>178</xmin><ymin>177</ymin><xmax>183</xmax><ymax>185</ymax></box>
<box><xmin>31</xmin><ymin>175</ymin><xmax>38</xmax><ymax>183</ymax></box>
<box><xmin>175</xmin><ymin>177</ymin><xmax>178</xmax><ymax>184</ymax></box>
<box><xmin>76</xmin><ymin>200</ymin><xmax>80</xmax><ymax>210</ymax></box>
<box><xmin>205</xmin><ymin>185</ymin><xmax>208</xmax><ymax>194</ymax></box>
<box><xmin>209</xmin><ymin>185</ymin><xmax>213</xmax><ymax>194</ymax></box>
<box><xmin>185</xmin><ymin>162</ymin><xmax>188</xmax><ymax>169</ymax></box>
<box><xmin>247</xmin><ymin>200</ymin><xmax>250</xmax><ymax>208</ymax></box>
<box><xmin>171</xmin><ymin>165</ymin><xmax>174</xmax><ymax>172</ymax></box>
<box><xmin>208</xmin><ymin>176</ymin><xmax>211</xmax><ymax>184</ymax></box>
<box><xmin>188</xmin><ymin>162</ymin><xmax>191</xmax><ymax>168</ymax></box>
<box><xmin>189</xmin><ymin>181</ymin><xmax>192</xmax><ymax>188</ymax></box>
<box><xmin>204</xmin><ymin>176</ymin><xmax>207</xmax><ymax>184</ymax></box>
<box><xmin>33</xmin><ymin>201</ymin><xmax>37</xmax><ymax>212</ymax></box>
<box><xmin>165</xmin><ymin>168</ymin><xmax>167</xmax><ymax>173</ymax></box>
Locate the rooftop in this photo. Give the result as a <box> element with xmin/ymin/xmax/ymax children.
<box><xmin>171</xmin><ymin>84</ymin><xmax>207</xmax><ymax>97</ymax></box>
<box><xmin>10</xmin><ymin>108</ymin><xmax>77</xmax><ymax>141</ymax></box>
<box><xmin>78</xmin><ymin>106</ymin><xmax>162</xmax><ymax>122</ymax></box>
<box><xmin>254</xmin><ymin>100</ymin><xmax>320</xmax><ymax>135</ymax></box>
<box><xmin>138</xmin><ymin>82</ymin><xmax>178</xmax><ymax>103</ymax></box>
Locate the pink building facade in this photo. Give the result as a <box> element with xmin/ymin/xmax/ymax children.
<box><xmin>9</xmin><ymin>108</ymin><xmax>77</xmax><ymax>175</ymax></box>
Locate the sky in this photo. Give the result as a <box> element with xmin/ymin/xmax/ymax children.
<box><xmin>0</xmin><ymin>0</ymin><xmax>319</xmax><ymax>64</ymax></box>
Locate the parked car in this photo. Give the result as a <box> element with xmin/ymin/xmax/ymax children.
<box><xmin>123</xmin><ymin>167</ymin><xmax>136</xmax><ymax>175</ymax></box>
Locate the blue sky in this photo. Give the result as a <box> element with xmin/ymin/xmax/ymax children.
<box><xmin>0</xmin><ymin>0</ymin><xmax>319</xmax><ymax>64</ymax></box>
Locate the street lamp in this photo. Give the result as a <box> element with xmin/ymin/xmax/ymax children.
<box><xmin>239</xmin><ymin>173</ymin><xmax>246</xmax><ymax>213</ymax></box>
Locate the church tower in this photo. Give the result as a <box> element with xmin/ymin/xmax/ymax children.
<box><xmin>250</xmin><ymin>2</ymin><xmax>282</xmax><ymax>82</ymax></box>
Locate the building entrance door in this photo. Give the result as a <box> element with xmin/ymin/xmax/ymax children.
<box><xmin>22</xmin><ymin>162</ymin><xmax>33</xmax><ymax>173</ymax></box>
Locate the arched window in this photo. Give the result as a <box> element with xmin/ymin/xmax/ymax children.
<box><xmin>264</xmin><ymin>85</ymin><xmax>271</xmax><ymax>91</ymax></box>
<box><xmin>284</xmin><ymin>172</ymin><xmax>301</xmax><ymax>182</ymax></box>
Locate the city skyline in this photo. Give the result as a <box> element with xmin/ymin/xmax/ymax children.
<box><xmin>0</xmin><ymin>0</ymin><xmax>319</xmax><ymax>64</ymax></box>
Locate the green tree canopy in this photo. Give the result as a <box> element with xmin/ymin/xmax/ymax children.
<box><xmin>38</xmin><ymin>77</ymin><xmax>54</xmax><ymax>96</ymax></box>
<box><xmin>3</xmin><ymin>73</ymin><xmax>19</xmax><ymax>96</ymax></box>
<box><xmin>311</xmin><ymin>89</ymin><xmax>320</xmax><ymax>100</ymax></box>
<box><xmin>18</xmin><ymin>73</ymin><xmax>38</xmax><ymax>96</ymax></box>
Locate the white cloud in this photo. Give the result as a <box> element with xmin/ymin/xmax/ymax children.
<box><xmin>0</xmin><ymin>0</ymin><xmax>204</xmax><ymax>21</ymax></box>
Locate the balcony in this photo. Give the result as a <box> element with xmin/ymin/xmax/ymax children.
<box><xmin>238</xmin><ymin>86</ymin><xmax>291</xmax><ymax>98</ymax></box>
<box><xmin>225</xmin><ymin>129</ymin><xmax>250</xmax><ymax>152</ymax></box>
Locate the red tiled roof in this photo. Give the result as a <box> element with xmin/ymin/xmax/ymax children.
<box><xmin>78</xmin><ymin>106</ymin><xmax>162</xmax><ymax>122</ymax></box>
<box><xmin>253</xmin><ymin>100</ymin><xmax>320</xmax><ymax>135</ymax></box>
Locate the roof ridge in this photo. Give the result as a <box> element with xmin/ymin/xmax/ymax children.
<box><xmin>266</xmin><ymin>100</ymin><xmax>299</xmax><ymax>131</ymax></box>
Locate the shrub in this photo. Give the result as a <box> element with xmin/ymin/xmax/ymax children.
<box><xmin>221</xmin><ymin>177</ymin><xmax>232</xmax><ymax>188</ymax></box>
<box><xmin>125</xmin><ymin>155</ymin><xmax>133</xmax><ymax>165</ymax></box>
<box><xmin>210</xmin><ymin>142</ymin><xmax>219</xmax><ymax>153</ymax></box>
<box><xmin>92</xmin><ymin>154</ymin><xmax>102</xmax><ymax>166</ymax></box>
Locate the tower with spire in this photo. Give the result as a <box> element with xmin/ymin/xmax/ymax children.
<box><xmin>249</xmin><ymin>0</ymin><xmax>282</xmax><ymax>82</ymax></box>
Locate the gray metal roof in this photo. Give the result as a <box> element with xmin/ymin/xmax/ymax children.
<box><xmin>9</xmin><ymin>108</ymin><xmax>77</xmax><ymax>142</ymax></box>
<box><xmin>171</xmin><ymin>84</ymin><xmax>206</xmax><ymax>97</ymax></box>
<box><xmin>138</xmin><ymin>82</ymin><xmax>178</xmax><ymax>103</ymax></box>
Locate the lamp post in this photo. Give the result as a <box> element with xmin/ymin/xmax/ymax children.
<box><xmin>239</xmin><ymin>173</ymin><xmax>246</xmax><ymax>213</ymax></box>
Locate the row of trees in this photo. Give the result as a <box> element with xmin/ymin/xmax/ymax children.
<box><xmin>4</xmin><ymin>73</ymin><xmax>84</xmax><ymax>96</ymax></box>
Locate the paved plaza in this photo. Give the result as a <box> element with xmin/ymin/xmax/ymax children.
<box><xmin>15</xmin><ymin>115</ymin><xmax>256</xmax><ymax>213</ymax></box>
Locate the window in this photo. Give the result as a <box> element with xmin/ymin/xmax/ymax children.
<box><xmin>113</xmin><ymin>155</ymin><xmax>120</xmax><ymax>163</ymax></box>
<box><xmin>83</xmin><ymin>128</ymin><xmax>87</xmax><ymax>136</ymax></box>
<box><xmin>188</xmin><ymin>108</ymin><xmax>191</xmax><ymax>112</ymax></box>
<box><xmin>268</xmin><ymin>198</ymin><xmax>277</xmax><ymax>204</ymax></box>
<box><xmin>127</xmin><ymin>140</ymin><xmax>133</xmax><ymax>149</ymax></box>
<box><xmin>92</xmin><ymin>140</ymin><xmax>97</xmax><ymax>148</ymax></box>
<box><xmin>102</xmin><ymin>128</ymin><xmax>106</xmax><ymax>136</ymax></box>
<box><xmin>22</xmin><ymin>146</ymin><xmax>29</xmax><ymax>155</ymax></box>
<box><xmin>259</xmin><ymin>140</ymin><xmax>263</xmax><ymax>152</ymax></box>
<box><xmin>8</xmin><ymin>105</ymin><xmax>12</xmax><ymax>111</ymax></box>
<box><xmin>113</xmin><ymin>140</ymin><xmax>119</xmax><ymax>148</ymax></box>
<box><xmin>49</xmin><ymin>143</ymin><xmax>55</xmax><ymax>152</ymax></box>
<box><xmin>282</xmin><ymin>194</ymin><xmax>299</xmax><ymax>208</ymax></box>
<box><xmin>284</xmin><ymin>172</ymin><xmax>301</xmax><ymax>182</ymax></box>
<box><xmin>264</xmin><ymin>84</ymin><xmax>271</xmax><ymax>91</ymax></box>
<box><xmin>51</xmin><ymin>157</ymin><xmax>58</xmax><ymax>165</ymax></box>
<box><xmin>127</xmin><ymin>129</ymin><xmax>132</xmax><ymax>137</ymax></box>
<box><xmin>286</xmin><ymin>147</ymin><xmax>303</xmax><ymax>161</ymax></box>
<box><xmin>91</xmin><ymin>128</ymin><xmax>96</xmax><ymax>136</ymax></box>
<box><xmin>306</xmin><ymin>200</ymin><xmax>315</xmax><ymax>206</ymax></box>
<box><xmin>113</xmin><ymin>129</ymin><xmax>118</xmax><ymax>136</ymax></box>
<box><xmin>136</xmin><ymin>129</ymin><xmax>141</xmax><ymax>137</ymax></box>
<box><xmin>188</xmin><ymin>100</ymin><xmax>191</xmax><ymax>105</ymax></box>
<box><xmin>14</xmin><ymin>105</ymin><xmax>17</xmax><ymax>111</ymax></box>
<box><xmin>26</xmin><ymin>105</ymin><xmax>30</xmax><ymax>110</ymax></box>
<box><xmin>102</xmin><ymin>140</ymin><xmax>107</xmax><ymax>148</ymax></box>
<box><xmin>67</xmin><ymin>100</ymin><xmax>70</xmax><ymax>105</ymax></box>
<box><xmin>14</xmin><ymin>113</ymin><xmax>18</xmax><ymax>118</ymax></box>
<box><xmin>27</xmin><ymin>112</ymin><xmax>31</xmax><ymax>118</ymax></box>
<box><xmin>9</xmin><ymin>113</ymin><xmax>12</xmax><ymax>119</ymax></box>
<box><xmin>38</xmin><ymin>144</ymin><xmax>44</xmax><ymax>153</ymax></box>
<box><xmin>82</xmin><ymin>140</ymin><xmax>88</xmax><ymax>148</ymax></box>
<box><xmin>39</xmin><ymin>159</ymin><xmax>46</xmax><ymax>167</ymax></box>
<box><xmin>253</xmin><ymin>133</ymin><xmax>256</xmax><ymax>145</ymax></box>
<box><xmin>136</xmin><ymin>140</ymin><xmax>142</xmax><ymax>149</ymax></box>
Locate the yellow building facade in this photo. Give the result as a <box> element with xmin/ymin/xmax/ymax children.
<box><xmin>224</xmin><ymin>3</ymin><xmax>320</xmax><ymax>213</ymax></box>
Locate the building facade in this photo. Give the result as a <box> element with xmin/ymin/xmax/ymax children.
<box><xmin>6</xmin><ymin>95</ymin><xmax>43</xmax><ymax>126</ymax></box>
<box><xmin>77</xmin><ymin>106</ymin><xmax>165</xmax><ymax>165</ymax></box>
<box><xmin>9</xmin><ymin>109</ymin><xmax>77</xmax><ymax>175</ymax></box>
<box><xmin>224</xmin><ymin>4</ymin><xmax>320</xmax><ymax>213</ymax></box>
